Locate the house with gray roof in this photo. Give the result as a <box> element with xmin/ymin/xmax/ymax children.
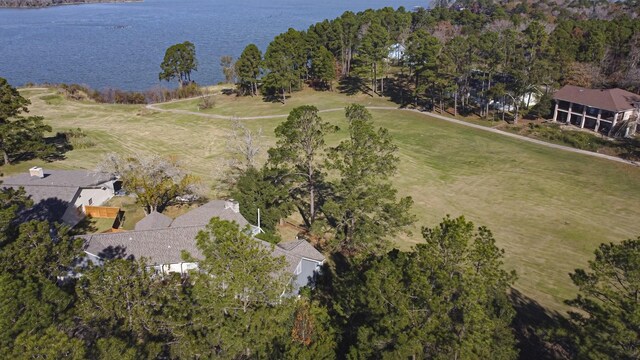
<box><xmin>2</xmin><ymin>166</ymin><xmax>118</xmax><ymax>226</ymax></box>
<box><xmin>81</xmin><ymin>199</ymin><xmax>324</xmax><ymax>292</ymax></box>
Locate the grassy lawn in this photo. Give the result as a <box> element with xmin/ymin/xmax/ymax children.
<box><xmin>156</xmin><ymin>87</ymin><xmax>396</xmax><ymax>117</ymax></box>
<box><xmin>6</xmin><ymin>87</ymin><xmax>640</xmax><ymax>313</ymax></box>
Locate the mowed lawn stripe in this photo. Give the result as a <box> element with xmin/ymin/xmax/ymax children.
<box><xmin>369</xmin><ymin>109</ymin><xmax>640</xmax><ymax>311</ymax></box>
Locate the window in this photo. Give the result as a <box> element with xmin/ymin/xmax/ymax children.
<box><xmin>586</xmin><ymin>106</ymin><xmax>599</xmax><ymax>117</ymax></box>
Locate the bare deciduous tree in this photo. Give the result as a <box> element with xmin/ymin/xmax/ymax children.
<box><xmin>220</xmin><ymin>55</ymin><xmax>236</xmax><ymax>84</ymax></box>
<box><xmin>213</xmin><ymin>117</ymin><xmax>262</xmax><ymax>193</ymax></box>
<box><xmin>198</xmin><ymin>88</ymin><xmax>215</xmax><ymax>110</ymax></box>
<box><xmin>98</xmin><ymin>153</ymin><xmax>202</xmax><ymax>214</ymax></box>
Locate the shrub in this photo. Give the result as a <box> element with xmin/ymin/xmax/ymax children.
<box><xmin>255</xmin><ymin>230</ymin><xmax>282</xmax><ymax>244</ymax></box>
<box><xmin>62</xmin><ymin>128</ymin><xmax>95</xmax><ymax>149</ymax></box>
<box><xmin>528</xmin><ymin>123</ymin><xmax>606</xmax><ymax>151</ymax></box>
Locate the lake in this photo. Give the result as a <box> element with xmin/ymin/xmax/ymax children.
<box><xmin>0</xmin><ymin>0</ymin><xmax>426</xmax><ymax>90</ymax></box>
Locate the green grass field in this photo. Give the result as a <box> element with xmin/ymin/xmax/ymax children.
<box><xmin>156</xmin><ymin>87</ymin><xmax>395</xmax><ymax>116</ymax></box>
<box><xmin>6</xmin><ymin>87</ymin><xmax>640</xmax><ymax>313</ymax></box>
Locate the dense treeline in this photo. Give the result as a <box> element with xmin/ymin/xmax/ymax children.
<box><xmin>232</xmin><ymin>1</ymin><xmax>639</xmax><ymax>121</ymax></box>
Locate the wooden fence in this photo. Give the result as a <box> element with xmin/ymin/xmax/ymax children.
<box><xmin>84</xmin><ymin>206</ymin><xmax>120</xmax><ymax>218</ymax></box>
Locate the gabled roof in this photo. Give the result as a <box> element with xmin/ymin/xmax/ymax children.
<box><xmin>82</xmin><ymin>226</ymin><xmax>202</xmax><ymax>264</ymax></box>
<box><xmin>277</xmin><ymin>240</ymin><xmax>325</xmax><ymax>262</ymax></box>
<box><xmin>1</xmin><ymin>170</ymin><xmax>114</xmax><ymax>205</ymax></box>
<box><xmin>170</xmin><ymin>200</ymin><xmax>249</xmax><ymax>228</ymax></box>
<box><xmin>82</xmin><ymin>225</ymin><xmax>325</xmax><ymax>274</ymax></box>
<box><xmin>135</xmin><ymin>211</ymin><xmax>173</xmax><ymax>231</ymax></box>
<box><xmin>10</xmin><ymin>185</ymin><xmax>80</xmax><ymax>205</ymax></box>
<box><xmin>2</xmin><ymin>170</ymin><xmax>114</xmax><ymax>188</ymax></box>
<box><xmin>553</xmin><ymin>85</ymin><xmax>640</xmax><ymax>112</ymax></box>
<box><xmin>81</xmin><ymin>200</ymin><xmax>325</xmax><ymax>276</ymax></box>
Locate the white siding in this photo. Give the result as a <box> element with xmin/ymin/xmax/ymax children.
<box><xmin>622</xmin><ymin>110</ymin><xmax>635</xmax><ymax>121</ymax></box>
<box><xmin>74</xmin><ymin>186</ymin><xmax>114</xmax><ymax>209</ymax></box>
<box><xmin>159</xmin><ymin>262</ymin><xmax>199</xmax><ymax>274</ymax></box>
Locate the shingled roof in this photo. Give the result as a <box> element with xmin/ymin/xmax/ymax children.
<box><xmin>135</xmin><ymin>211</ymin><xmax>173</xmax><ymax>231</ymax></box>
<box><xmin>1</xmin><ymin>169</ymin><xmax>114</xmax><ymax>204</ymax></box>
<box><xmin>277</xmin><ymin>240</ymin><xmax>325</xmax><ymax>262</ymax></box>
<box><xmin>554</xmin><ymin>85</ymin><xmax>640</xmax><ymax>112</ymax></box>
<box><xmin>81</xmin><ymin>200</ymin><xmax>325</xmax><ymax>275</ymax></box>
<box><xmin>170</xmin><ymin>200</ymin><xmax>249</xmax><ymax>228</ymax></box>
<box><xmin>82</xmin><ymin>226</ymin><xmax>203</xmax><ymax>264</ymax></box>
<box><xmin>82</xmin><ymin>226</ymin><xmax>324</xmax><ymax>273</ymax></box>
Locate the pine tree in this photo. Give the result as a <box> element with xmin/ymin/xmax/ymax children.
<box><xmin>268</xmin><ymin>106</ymin><xmax>335</xmax><ymax>228</ymax></box>
<box><xmin>324</xmin><ymin>104</ymin><xmax>414</xmax><ymax>257</ymax></box>
<box><xmin>0</xmin><ymin>78</ymin><xmax>54</xmax><ymax>165</ymax></box>
<box><xmin>178</xmin><ymin>218</ymin><xmax>293</xmax><ymax>358</ymax></box>
<box><xmin>235</xmin><ymin>44</ymin><xmax>262</xmax><ymax>96</ymax></box>
<box><xmin>331</xmin><ymin>216</ymin><xmax>517</xmax><ymax>359</ymax></box>
<box><xmin>567</xmin><ymin>239</ymin><xmax>640</xmax><ymax>359</ymax></box>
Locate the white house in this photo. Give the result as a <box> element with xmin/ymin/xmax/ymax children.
<box><xmin>2</xmin><ymin>167</ymin><xmax>118</xmax><ymax>226</ymax></box>
<box><xmin>388</xmin><ymin>43</ymin><xmax>406</xmax><ymax>61</ymax></box>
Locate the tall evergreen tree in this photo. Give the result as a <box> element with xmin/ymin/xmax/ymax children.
<box><xmin>358</xmin><ymin>21</ymin><xmax>390</xmax><ymax>94</ymax></box>
<box><xmin>330</xmin><ymin>216</ymin><xmax>517</xmax><ymax>359</ymax></box>
<box><xmin>567</xmin><ymin>238</ymin><xmax>640</xmax><ymax>359</ymax></box>
<box><xmin>76</xmin><ymin>258</ymin><xmax>178</xmax><ymax>358</ymax></box>
<box><xmin>262</xmin><ymin>29</ymin><xmax>306</xmax><ymax>103</ymax></box>
<box><xmin>235</xmin><ymin>44</ymin><xmax>262</xmax><ymax>96</ymax></box>
<box><xmin>159</xmin><ymin>41</ymin><xmax>198</xmax><ymax>87</ymax></box>
<box><xmin>311</xmin><ymin>46</ymin><xmax>337</xmax><ymax>90</ymax></box>
<box><xmin>268</xmin><ymin>106</ymin><xmax>335</xmax><ymax>228</ymax></box>
<box><xmin>231</xmin><ymin>166</ymin><xmax>294</xmax><ymax>231</ymax></box>
<box><xmin>179</xmin><ymin>217</ymin><xmax>293</xmax><ymax>358</ymax></box>
<box><xmin>324</xmin><ymin>104</ymin><xmax>414</xmax><ymax>257</ymax></box>
<box><xmin>405</xmin><ymin>30</ymin><xmax>441</xmax><ymax>106</ymax></box>
<box><xmin>0</xmin><ymin>78</ymin><xmax>54</xmax><ymax>165</ymax></box>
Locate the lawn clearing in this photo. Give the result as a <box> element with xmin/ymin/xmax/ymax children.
<box><xmin>7</xmin><ymin>87</ymin><xmax>640</xmax><ymax>313</ymax></box>
<box><xmin>155</xmin><ymin>87</ymin><xmax>396</xmax><ymax>117</ymax></box>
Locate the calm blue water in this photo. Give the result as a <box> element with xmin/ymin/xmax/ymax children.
<box><xmin>0</xmin><ymin>0</ymin><xmax>426</xmax><ymax>90</ymax></box>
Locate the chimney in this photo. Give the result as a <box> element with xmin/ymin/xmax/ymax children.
<box><xmin>224</xmin><ymin>199</ymin><xmax>240</xmax><ymax>213</ymax></box>
<box><xmin>29</xmin><ymin>166</ymin><xmax>44</xmax><ymax>178</ymax></box>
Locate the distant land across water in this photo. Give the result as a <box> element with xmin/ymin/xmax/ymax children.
<box><xmin>0</xmin><ymin>0</ymin><xmax>142</xmax><ymax>9</ymax></box>
<box><xmin>0</xmin><ymin>0</ymin><xmax>427</xmax><ymax>91</ymax></box>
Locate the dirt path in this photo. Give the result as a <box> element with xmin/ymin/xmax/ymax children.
<box><xmin>142</xmin><ymin>101</ymin><xmax>638</xmax><ymax>167</ymax></box>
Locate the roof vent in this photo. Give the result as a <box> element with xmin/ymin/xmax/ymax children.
<box><xmin>224</xmin><ymin>199</ymin><xmax>240</xmax><ymax>213</ymax></box>
<box><xmin>29</xmin><ymin>166</ymin><xmax>44</xmax><ymax>178</ymax></box>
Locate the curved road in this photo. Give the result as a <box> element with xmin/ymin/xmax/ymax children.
<box><xmin>146</xmin><ymin>98</ymin><xmax>639</xmax><ymax>166</ymax></box>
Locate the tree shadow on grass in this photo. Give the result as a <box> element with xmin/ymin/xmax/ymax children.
<box><xmin>384</xmin><ymin>76</ymin><xmax>412</xmax><ymax>108</ymax></box>
<box><xmin>9</xmin><ymin>133</ymin><xmax>73</xmax><ymax>165</ymax></box>
<box><xmin>70</xmin><ymin>216</ymin><xmax>99</xmax><ymax>236</ymax></box>
<box><xmin>338</xmin><ymin>76</ymin><xmax>371</xmax><ymax>96</ymax></box>
<box><xmin>510</xmin><ymin>288</ymin><xmax>575</xmax><ymax>360</ymax></box>
<box><xmin>262</xmin><ymin>93</ymin><xmax>290</xmax><ymax>104</ymax></box>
